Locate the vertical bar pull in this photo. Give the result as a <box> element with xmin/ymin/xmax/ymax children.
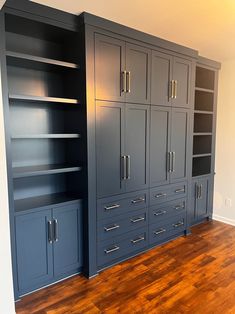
<box><xmin>196</xmin><ymin>184</ymin><xmax>200</xmax><ymax>199</ymax></box>
<box><xmin>126</xmin><ymin>155</ymin><xmax>131</xmax><ymax>179</ymax></box>
<box><xmin>170</xmin><ymin>80</ymin><xmax>174</xmax><ymax>99</ymax></box>
<box><xmin>199</xmin><ymin>184</ymin><xmax>203</xmax><ymax>199</ymax></box>
<box><xmin>121</xmin><ymin>71</ymin><xmax>127</xmax><ymax>93</ymax></box>
<box><xmin>126</xmin><ymin>71</ymin><xmax>131</xmax><ymax>93</ymax></box>
<box><xmin>54</xmin><ymin>219</ymin><xmax>58</xmax><ymax>242</ymax></box>
<box><xmin>48</xmin><ymin>220</ymin><xmax>53</xmax><ymax>244</ymax></box>
<box><xmin>168</xmin><ymin>152</ymin><xmax>172</xmax><ymax>173</ymax></box>
<box><xmin>172</xmin><ymin>152</ymin><xmax>175</xmax><ymax>172</ymax></box>
<box><xmin>121</xmin><ymin>155</ymin><xmax>127</xmax><ymax>180</ymax></box>
<box><xmin>174</xmin><ymin>80</ymin><xmax>178</xmax><ymax>98</ymax></box>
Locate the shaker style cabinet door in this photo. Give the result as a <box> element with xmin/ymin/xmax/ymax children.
<box><xmin>170</xmin><ymin>108</ymin><xmax>189</xmax><ymax>183</ymax></box>
<box><xmin>125</xmin><ymin>43</ymin><xmax>151</xmax><ymax>104</ymax></box>
<box><xmin>53</xmin><ymin>204</ymin><xmax>82</xmax><ymax>276</ymax></box>
<box><xmin>151</xmin><ymin>51</ymin><xmax>172</xmax><ymax>106</ymax></box>
<box><xmin>125</xmin><ymin>104</ymin><xmax>150</xmax><ymax>192</ymax></box>
<box><xmin>15</xmin><ymin>210</ymin><xmax>53</xmax><ymax>294</ymax></box>
<box><xmin>191</xmin><ymin>177</ymin><xmax>210</xmax><ymax>222</ymax></box>
<box><xmin>96</xmin><ymin>101</ymin><xmax>125</xmax><ymax>198</ymax></box>
<box><xmin>150</xmin><ymin>106</ymin><xmax>171</xmax><ymax>187</ymax></box>
<box><xmin>95</xmin><ymin>34</ymin><xmax>125</xmax><ymax>102</ymax></box>
<box><xmin>172</xmin><ymin>57</ymin><xmax>191</xmax><ymax>108</ymax></box>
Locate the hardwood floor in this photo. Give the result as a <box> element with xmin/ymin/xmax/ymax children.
<box><xmin>16</xmin><ymin>220</ymin><xmax>235</xmax><ymax>314</ymax></box>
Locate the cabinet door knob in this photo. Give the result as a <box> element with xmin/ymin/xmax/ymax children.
<box><xmin>104</xmin><ymin>224</ymin><xmax>120</xmax><ymax>232</ymax></box>
<box><xmin>53</xmin><ymin>219</ymin><xmax>59</xmax><ymax>242</ymax></box>
<box><xmin>155</xmin><ymin>193</ymin><xmax>167</xmax><ymax>198</ymax></box>
<box><xmin>154</xmin><ymin>210</ymin><xmax>167</xmax><ymax>216</ymax></box>
<box><xmin>173</xmin><ymin>221</ymin><xmax>184</xmax><ymax>228</ymax></box>
<box><xmin>131</xmin><ymin>197</ymin><xmax>145</xmax><ymax>204</ymax></box>
<box><xmin>131</xmin><ymin>217</ymin><xmax>145</xmax><ymax>223</ymax></box>
<box><xmin>126</xmin><ymin>71</ymin><xmax>131</xmax><ymax>93</ymax></box>
<box><xmin>154</xmin><ymin>228</ymin><xmax>166</xmax><ymax>235</ymax></box>
<box><xmin>121</xmin><ymin>71</ymin><xmax>127</xmax><ymax>93</ymax></box>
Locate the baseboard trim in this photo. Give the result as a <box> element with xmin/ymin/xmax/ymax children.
<box><xmin>213</xmin><ymin>214</ymin><xmax>235</xmax><ymax>226</ymax></box>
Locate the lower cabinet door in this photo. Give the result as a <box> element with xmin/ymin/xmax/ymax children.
<box><xmin>191</xmin><ymin>176</ymin><xmax>211</xmax><ymax>224</ymax></box>
<box><xmin>53</xmin><ymin>204</ymin><xmax>82</xmax><ymax>277</ymax></box>
<box><xmin>15</xmin><ymin>210</ymin><xmax>53</xmax><ymax>294</ymax></box>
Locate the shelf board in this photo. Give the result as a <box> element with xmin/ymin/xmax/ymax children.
<box><xmin>193</xmin><ymin>132</ymin><xmax>213</xmax><ymax>136</ymax></box>
<box><xmin>194</xmin><ymin>110</ymin><xmax>213</xmax><ymax>115</ymax></box>
<box><xmin>9</xmin><ymin>94</ymin><xmax>79</xmax><ymax>104</ymax></box>
<box><xmin>195</xmin><ymin>87</ymin><xmax>214</xmax><ymax>93</ymax></box>
<box><xmin>193</xmin><ymin>153</ymin><xmax>212</xmax><ymax>158</ymax></box>
<box><xmin>14</xmin><ymin>193</ymin><xmax>81</xmax><ymax>213</ymax></box>
<box><xmin>13</xmin><ymin>164</ymin><xmax>82</xmax><ymax>178</ymax></box>
<box><xmin>11</xmin><ymin>134</ymin><xmax>81</xmax><ymax>139</ymax></box>
<box><xmin>6</xmin><ymin>51</ymin><xmax>79</xmax><ymax>70</ymax></box>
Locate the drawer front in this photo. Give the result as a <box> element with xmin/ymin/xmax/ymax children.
<box><xmin>149</xmin><ymin>198</ymin><xmax>186</xmax><ymax>224</ymax></box>
<box><xmin>97</xmin><ymin>228</ymin><xmax>148</xmax><ymax>267</ymax></box>
<box><xmin>97</xmin><ymin>190</ymin><xmax>148</xmax><ymax>221</ymax></box>
<box><xmin>97</xmin><ymin>209</ymin><xmax>148</xmax><ymax>241</ymax></box>
<box><xmin>150</xmin><ymin>182</ymin><xmax>187</xmax><ymax>206</ymax></box>
<box><xmin>149</xmin><ymin>213</ymin><xmax>186</xmax><ymax>245</ymax></box>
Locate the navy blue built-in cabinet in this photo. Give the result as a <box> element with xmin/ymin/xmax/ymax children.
<box><xmin>0</xmin><ymin>0</ymin><xmax>220</xmax><ymax>300</ymax></box>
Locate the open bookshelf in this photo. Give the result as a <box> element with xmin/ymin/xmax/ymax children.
<box><xmin>5</xmin><ymin>13</ymin><xmax>84</xmax><ymax>212</ymax></box>
<box><xmin>192</xmin><ymin>65</ymin><xmax>216</xmax><ymax>177</ymax></box>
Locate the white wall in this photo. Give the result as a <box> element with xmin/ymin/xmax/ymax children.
<box><xmin>214</xmin><ymin>60</ymin><xmax>235</xmax><ymax>225</ymax></box>
<box><xmin>0</xmin><ymin>67</ymin><xmax>15</xmax><ymax>313</ymax></box>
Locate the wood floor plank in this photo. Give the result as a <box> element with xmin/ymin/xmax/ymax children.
<box><xmin>16</xmin><ymin>221</ymin><xmax>235</xmax><ymax>314</ymax></box>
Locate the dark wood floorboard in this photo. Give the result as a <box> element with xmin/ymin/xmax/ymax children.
<box><xmin>16</xmin><ymin>220</ymin><xmax>235</xmax><ymax>314</ymax></box>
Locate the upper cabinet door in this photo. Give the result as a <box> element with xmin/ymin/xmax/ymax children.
<box><xmin>15</xmin><ymin>210</ymin><xmax>53</xmax><ymax>294</ymax></box>
<box><xmin>170</xmin><ymin>108</ymin><xmax>189</xmax><ymax>183</ymax></box>
<box><xmin>150</xmin><ymin>106</ymin><xmax>171</xmax><ymax>187</ymax></box>
<box><xmin>96</xmin><ymin>101</ymin><xmax>125</xmax><ymax>198</ymax></box>
<box><xmin>95</xmin><ymin>34</ymin><xmax>125</xmax><ymax>102</ymax></box>
<box><xmin>53</xmin><ymin>204</ymin><xmax>82</xmax><ymax>277</ymax></box>
<box><xmin>125</xmin><ymin>104</ymin><xmax>150</xmax><ymax>192</ymax></box>
<box><xmin>172</xmin><ymin>57</ymin><xmax>191</xmax><ymax>108</ymax></box>
<box><xmin>125</xmin><ymin>43</ymin><xmax>151</xmax><ymax>104</ymax></box>
<box><xmin>151</xmin><ymin>51</ymin><xmax>172</xmax><ymax>106</ymax></box>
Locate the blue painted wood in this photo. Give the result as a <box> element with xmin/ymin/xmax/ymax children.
<box><xmin>97</xmin><ymin>208</ymin><xmax>148</xmax><ymax>241</ymax></box>
<box><xmin>97</xmin><ymin>190</ymin><xmax>149</xmax><ymax>221</ymax></box>
<box><xmin>15</xmin><ymin>210</ymin><xmax>53</xmax><ymax>294</ymax></box>
<box><xmin>97</xmin><ymin>227</ymin><xmax>148</xmax><ymax>267</ymax></box>
<box><xmin>149</xmin><ymin>198</ymin><xmax>186</xmax><ymax>224</ymax></box>
<box><xmin>53</xmin><ymin>204</ymin><xmax>82</xmax><ymax>276</ymax></box>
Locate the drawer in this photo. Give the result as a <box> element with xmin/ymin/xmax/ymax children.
<box><xmin>97</xmin><ymin>209</ymin><xmax>148</xmax><ymax>241</ymax></box>
<box><xmin>149</xmin><ymin>213</ymin><xmax>186</xmax><ymax>246</ymax></box>
<box><xmin>150</xmin><ymin>182</ymin><xmax>187</xmax><ymax>206</ymax></box>
<box><xmin>149</xmin><ymin>198</ymin><xmax>186</xmax><ymax>224</ymax></box>
<box><xmin>97</xmin><ymin>227</ymin><xmax>148</xmax><ymax>267</ymax></box>
<box><xmin>97</xmin><ymin>190</ymin><xmax>148</xmax><ymax>221</ymax></box>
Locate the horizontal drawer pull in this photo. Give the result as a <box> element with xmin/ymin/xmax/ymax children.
<box><xmin>154</xmin><ymin>210</ymin><xmax>167</xmax><ymax>216</ymax></box>
<box><xmin>174</xmin><ymin>204</ymin><xmax>185</xmax><ymax>210</ymax></box>
<box><xmin>154</xmin><ymin>228</ymin><xmax>166</xmax><ymax>235</ymax></box>
<box><xmin>131</xmin><ymin>217</ymin><xmax>145</xmax><ymax>223</ymax></box>
<box><xmin>172</xmin><ymin>221</ymin><xmax>184</xmax><ymax>228</ymax></box>
<box><xmin>175</xmin><ymin>188</ymin><xmax>185</xmax><ymax>193</ymax></box>
<box><xmin>104</xmin><ymin>245</ymin><xmax>120</xmax><ymax>254</ymax></box>
<box><xmin>155</xmin><ymin>193</ymin><xmax>167</xmax><ymax>198</ymax></box>
<box><xmin>104</xmin><ymin>204</ymin><xmax>120</xmax><ymax>210</ymax></box>
<box><xmin>104</xmin><ymin>224</ymin><xmax>120</xmax><ymax>232</ymax></box>
<box><xmin>131</xmin><ymin>236</ymin><xmax>145</xmax><ymax>244</ymax></box>
<box><xmin>131</xmin><ymin>197</ymin><xmax>145</xmax><ymax>204</ymax></box>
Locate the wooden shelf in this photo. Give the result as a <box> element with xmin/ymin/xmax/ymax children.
<box><xmin>9</xmin><ymin>94</ymin><xmax>79</xmax><ymax>104</ymax></box>
<box><xmin>14</xmin><ymin>193</ymin><xmax>81</xmax><ymax>213</ymax></box>
<box><xmin>13</xmin><ymin>164</ymin><xmax>82</xmax><ymax>178</ymax></box>
<box><xmin>195</xmin><ymin>87</ymin><xmax>214</xmax><ymax>93</ymax></box>
<box><xmin>6</xmin><ymin>51</ymin><xmax>79</xmax><ymax>70</ymax></box>
<box><xmin>11</xmin><ymin>134</ymin><xmax>81</xmax><ymax>139</ymax></box>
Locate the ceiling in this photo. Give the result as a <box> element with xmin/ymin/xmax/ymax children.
<box><xmin>31</xmin><ymin>0</ymin><xmax>235</xmax><ymax>62</ymax></box>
